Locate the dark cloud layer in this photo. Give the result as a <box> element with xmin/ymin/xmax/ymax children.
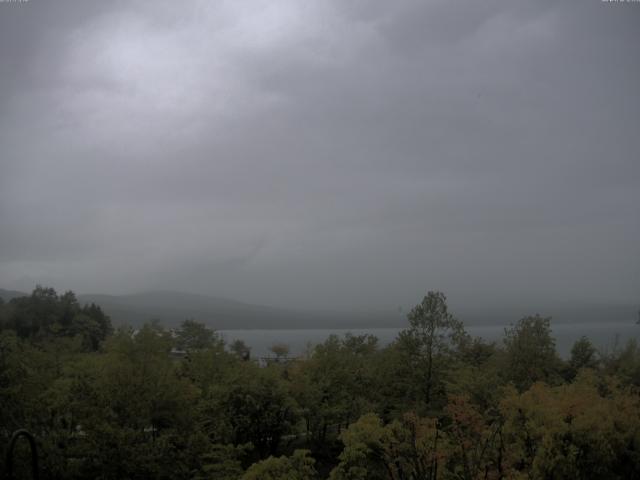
<box><xmin>1</xmin><ymin>0</ymin><xmax>638</xmax><ymax>312</ymax></box>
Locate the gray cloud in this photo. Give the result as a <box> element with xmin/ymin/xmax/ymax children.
<box><xmin>0</xmin><ymin>0</ymin><xmax>638</xmax><ymax>312</ymax></box>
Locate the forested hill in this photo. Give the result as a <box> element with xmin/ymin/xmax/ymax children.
<box><xmin>75</xmin><ymin>291</ymin><xmax>405</xmax><ymax>329</ymax></box>
<box><xmin>0</xmin><ymin>288</ymin><xmax>27</xmax><ymax>302</ymax></box>
<box><xmin>1</xmin><ymin>288</ymin><xmax>398</xmax><ymax>329</ymax></box>
<box><xmin>2</xmin><ymin>288</ymin><xmax>403</xmax><ymax>329</ymax></box>
<box><xmin>1</xmin><ymin>288</ymin><xmax>636</xmax><ymax>329</ymax></box>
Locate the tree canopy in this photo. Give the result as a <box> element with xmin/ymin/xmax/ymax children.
<box><xmin>1</xmin><ymin>287</ymin><xmax>639</xmax><ymax>479</ymax></box>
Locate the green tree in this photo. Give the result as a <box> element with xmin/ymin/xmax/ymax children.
<box><xmin>502</xmin><ymin>315</ymin><xmax>562</xmax><ymax>391</ymax></box>
<box><xmin>80</xmin><ymin>302</ymin><xmax>113</xmax><ymax>348</ymax></box>
<box><xmin>396</xmin><ymin>291</ymin><xmax>467</xmax><ymax>409</ymax></box>
<box><xmin>242</xmin><ymin>449</ymin><xmax>316</xmax><ymax>480</ymax></box>
<box><xmin>290</xmin><ymin>333</ymin><xmax>378</xmax><ymax>448</ymax></box>
<box><xmin>193</xmin><ymin>442</ymin><xmax>251</xmax><ymax>480</ymax></box>
<box><xmin>175</xmin><ymin>319</ymin><xmax>222</xmax><ymax>351</ymax></box>
<box><xmin>444</xmin><ymin>394</ymin><xmax>504</xmax><ymax>480</ymax></box>
<box><xmin>602</xmin><ymin>339</ymin><xmax>640</xmax><ymax>387</ymax></box>
<box><xmin>330</xmin><ymin>413</ymin><xmax>441</xmax><ymax>480</ymax></box>
<box><xmin>566</xmin><ymin>336</ymin><xmax>599</xmax><ymax>380</ymax></box>
<box><xmin>446</xmin><ymin>337</ymin><xmax>504</xmax><ymax>414</ymax></box>
<box><xmin>500</xmin><ymin>372</ymin><xmax>640</xmax><ymax>479</ymax></box>
<box><xmin>40</xmin><ymin>323</ymin><xmax>203</xmax><ymax>478</ymax></box>
<box><xmin>208</xmin><ymin>363</ymin><xmax>297</xmax><ymax>456</ymax></box>
<box><xmin>0</xmin><ymin>286</ymin><xmax>111</xmax><ymax>350</ymax></box>
<box><xmin>229</xmin><ymin>339</ymin><xmax>251</xmax><ymax>360</ymax></box>
<box><xmin>0</xmin><ymin>331</ymin><xmax>41</xmax><ymax>432</ymax></box>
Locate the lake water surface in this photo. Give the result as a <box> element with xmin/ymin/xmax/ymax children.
<box><xmin>220</xmin><ymin>322</ymin><xmax>639</xmax><ymax>359</ymax></box>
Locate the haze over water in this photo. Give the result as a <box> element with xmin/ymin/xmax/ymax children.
<box><xmin>222</xmin><ymin>322</ymin><xmax>638</xmax><ymax>359</ymax></box>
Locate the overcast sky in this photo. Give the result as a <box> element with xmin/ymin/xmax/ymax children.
<box><xmin>0</xmin><ymin>0</ymin><xmax>638</xmax><ymax>312</ymax></box>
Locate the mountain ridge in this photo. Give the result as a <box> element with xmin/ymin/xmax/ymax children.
<box><xmin>1</xmin><ymin>288</ymin><xmax>637</xmax><ymax>330</ymax></box>
<box><xmin>77</xmin><ymin>290</ymin><xmax>403</xmax><ymax>329</ymax></box>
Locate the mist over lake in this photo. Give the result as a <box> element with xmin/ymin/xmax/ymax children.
<box><xmin>222</xmin><ymin>322</ymin><xmax>639</xmax><ymax>359</ymax></box>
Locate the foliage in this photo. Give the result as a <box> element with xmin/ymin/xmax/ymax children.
<box><xmin>241</xmin><ymin>449</ymin><xmax>317</xmax><ymax>480</ymax></box>
<box><xmin>229</xmin><ymin>338</ymin><xmax>251</xmax><ymax>360</ymax></box>
<box><xmin>393</xmin><ymin>291</ymin><xmax>467</xmax><ymax>412</ymax></box>
<box><xmin>1</xmin><ymin>286</ymin><xmax>639</xmax><ymax>479</ymax></box>
<box><xmin>602</xmin><ymin>338</ymin><xmax>640</xmax><ymax>387</ymax></box>
<box><xmin>565</xmin><ymin>336</ymin><xmax>599</xmax><ymax>380</ymax></box>
<box><xmin>500</xmin><ymin>373</ymin><xmax>640</xmax><ymax>479</ymax></box>
<box><xmin>502</xmin><ymin>315</ymin><xmax>563</xmax><ymax>391</ymax></box>
<box><xmin>208</xmin><ymin>363</ymin><xmax>297</xmax><ymax>456</ymax></box>
<box><xmin>193</xmin><ymin>442</ymin><xmax>251</xmax><ymax>480</ymax></box>
<box><xmin>0</xmin><ymin>286</ymin><xmax>112</xmax><ymax>350</ymax></box>
<box><xmin>175</xmin><ymin>319</ymin><xmax>223</xmax><ymax>351</ymax></box>
<box><xmin>443</xmin><ymin>395</ymin><xmax>504</xmax><ymax>480</ymax></box>
<box><xmin>290</xmin><ymin>333</ymin><xmax>378</xmax><ymax>448</ymax></box>
<box><xmin>329</xmin><ymin>412</ymin><xmax>441</xmax><ymax>480</ymax></box>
